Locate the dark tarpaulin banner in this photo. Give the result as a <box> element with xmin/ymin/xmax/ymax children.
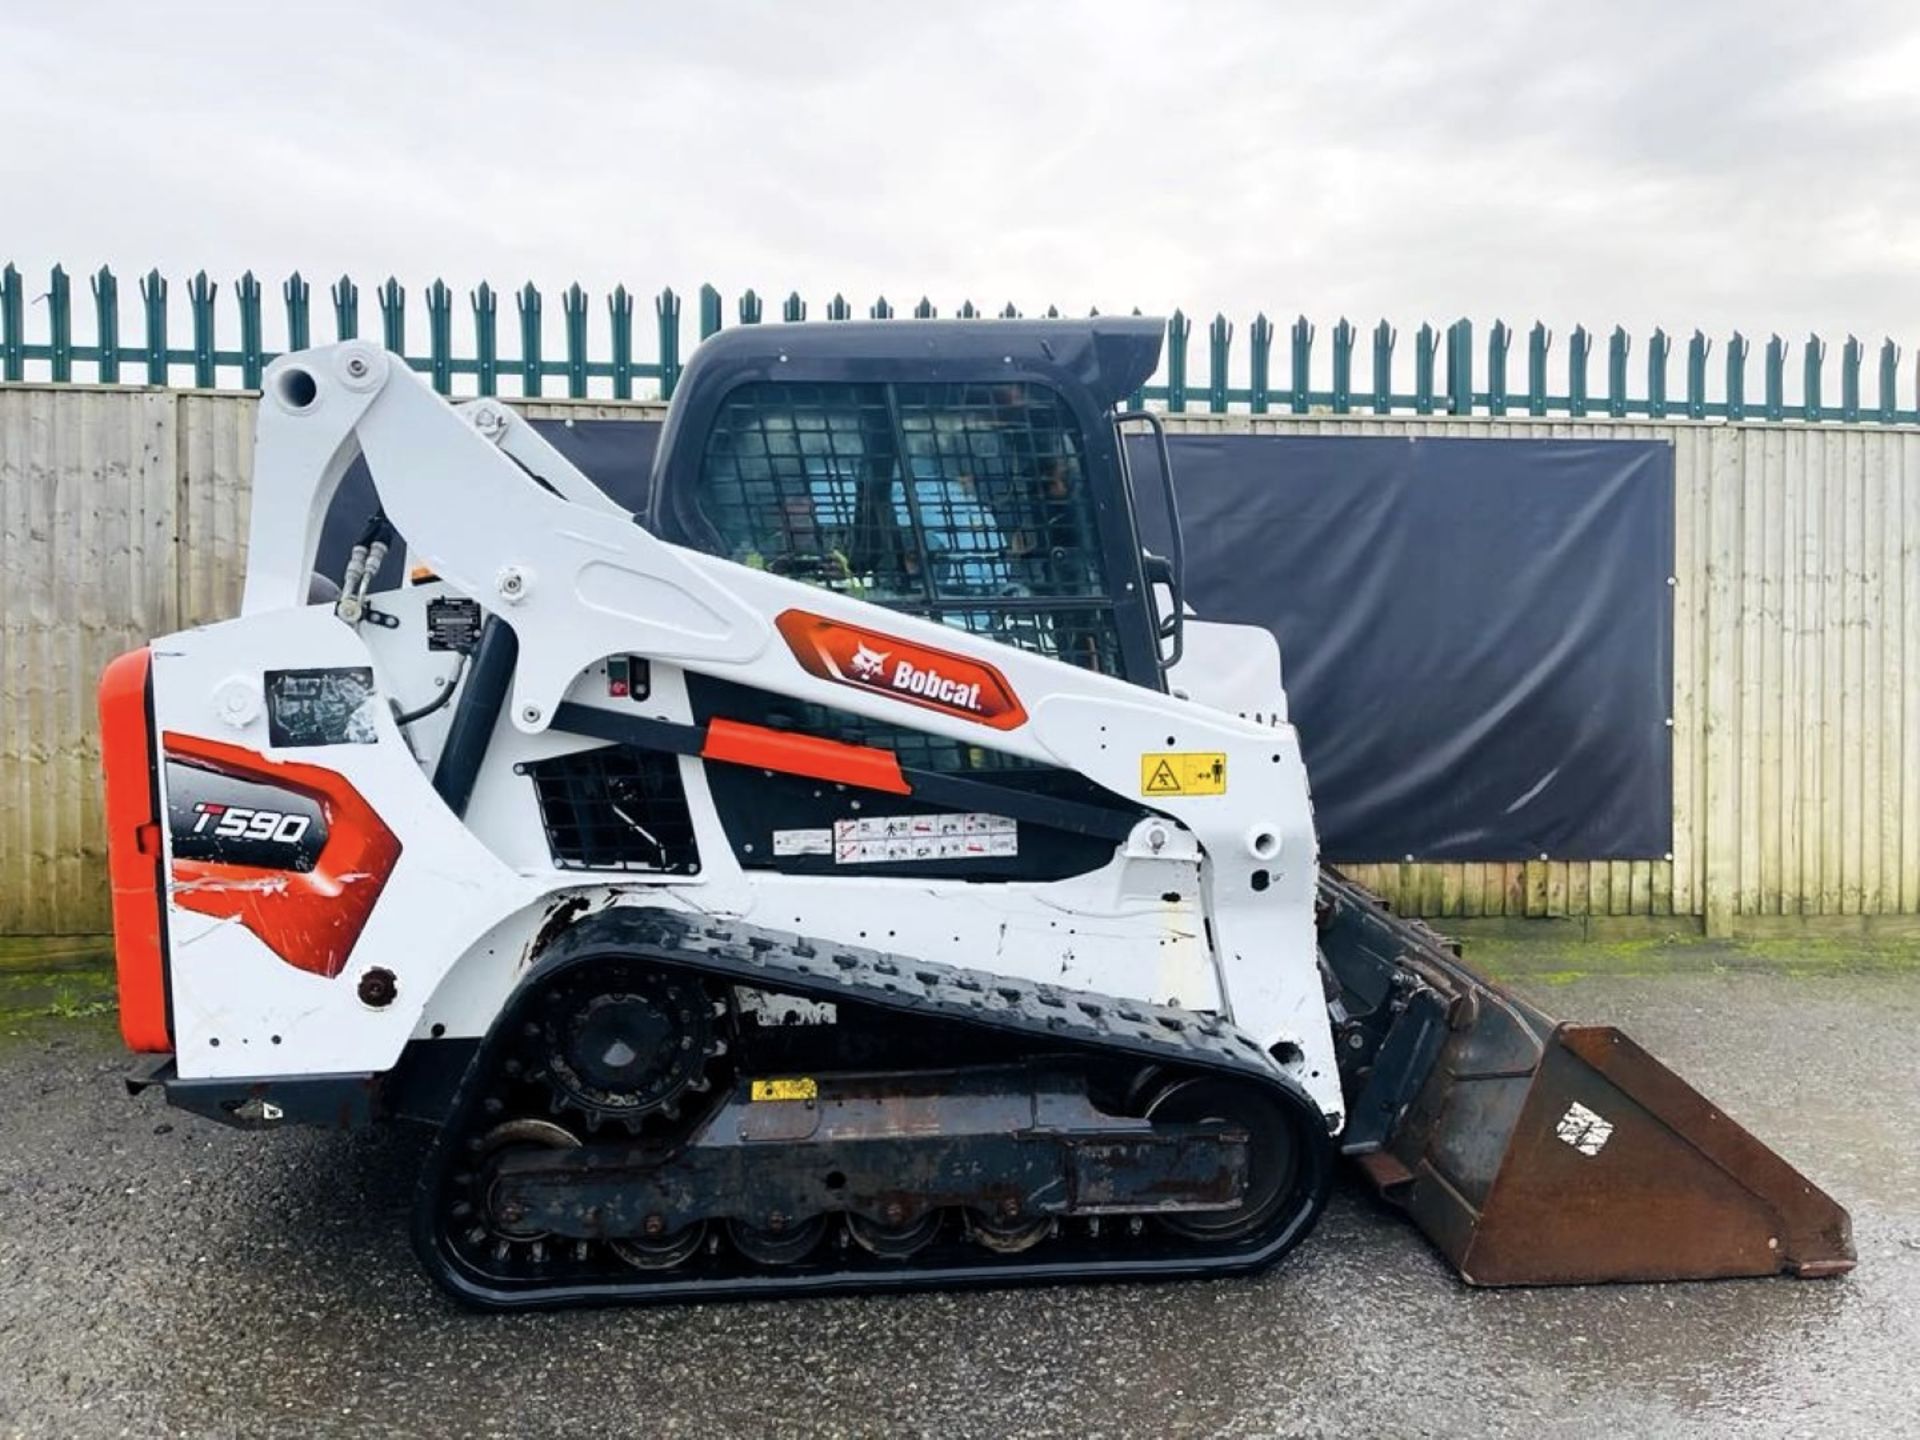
<box><xmin>327</xmin><ymin>418</ymin><xmax>1669</xmax><ymax>862</ymax></box>
<box><xmin>1131</xmin><ymin>433</ymin><xmax>1673</xmax><ymax>862</ymax></box>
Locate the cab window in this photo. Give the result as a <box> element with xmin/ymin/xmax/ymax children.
<box><xmin>697</xmin><ymin>379</ymin><xmax>1120</xmax><ymax>673</ymax></box>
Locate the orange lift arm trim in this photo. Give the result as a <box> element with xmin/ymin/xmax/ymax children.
<box><xmin>702</xmin><ymin>717</ymin><xmax>912</xmax><ymax>796</ymax></box>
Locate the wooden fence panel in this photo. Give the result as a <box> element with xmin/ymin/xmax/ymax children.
<box><xmin>1</xmin><ymin>387</ymin><xmax>1916</xmax><ymax>933</ymax></box>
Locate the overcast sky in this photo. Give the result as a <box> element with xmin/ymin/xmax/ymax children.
<box><xmin>6</xmin><ymin>1</ymin><xmax>1919</xmax><ymax>392</ymax></box>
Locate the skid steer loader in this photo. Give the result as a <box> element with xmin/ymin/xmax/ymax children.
<box><xmin>100</xmin><ymin>320</ymin><xmax>1852</xmax><ymax>1308</ymax></box>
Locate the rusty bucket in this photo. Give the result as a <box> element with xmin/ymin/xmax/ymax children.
<box><xmin>1320</xmin><ymin>872</ymin><xmax>1855</xmax><ymax>1286</ymax></box>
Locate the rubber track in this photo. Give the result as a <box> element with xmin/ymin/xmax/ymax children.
<box><xmin>413</xmin><ymin>906</ymin><xmax>1336</xmax><ymax>1310</ymax></box>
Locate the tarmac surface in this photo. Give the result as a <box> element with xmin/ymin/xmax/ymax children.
<box><xmin>0</xmin><ymin>938</ymin><xmax>1915</xmax><ymax>1439</ymax></box>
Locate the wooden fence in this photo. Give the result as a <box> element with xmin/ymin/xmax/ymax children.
<box><xmin>3</xmin><ymin>385</ymin><xmax>1916</xmax><ymax>936</ymax></box>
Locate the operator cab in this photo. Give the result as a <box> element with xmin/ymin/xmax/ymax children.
<box><xmin>646</xmin><ymin>319</ymin><xmax>1184</xmax><ymax>691</ymax></box>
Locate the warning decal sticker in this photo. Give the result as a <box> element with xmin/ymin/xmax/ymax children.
<box><xmin>1141</xmin><ymin>752</ymin><xmax>1228</xmax><ymax>797</ymax></box>
<box><xmin>832</xmin><ymin>812</ymin><xmax>1016</xmax><ymax>864</ymax></box>
<box><xmin>750</xmin><ymin>1077</ymin><xmax>818</xmax><ymax>1102</ymax></box>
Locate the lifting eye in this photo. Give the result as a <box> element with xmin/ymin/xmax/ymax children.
<box><xmin>275</xmin><ymin>366</ymin><xmax>319</xmax><ymax>411</ymax></box>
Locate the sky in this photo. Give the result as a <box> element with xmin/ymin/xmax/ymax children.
<box><xmin>5</xmin><ymin>1</ymin><xmax>1919</xmax><ymax>394</ymax></box>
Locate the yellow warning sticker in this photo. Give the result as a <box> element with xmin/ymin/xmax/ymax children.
<box><xmin>1141</xmin><ymin>752</ymin><xmax>1228</xmax><ymax>797</ymax></box>
<box><xmin>750</xmin><ymin>1076</ymin><xmax>818</xmax><ymax>1102</ymax></box>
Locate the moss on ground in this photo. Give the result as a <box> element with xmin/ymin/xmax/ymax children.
<box><xmin>1458</xmin><ymin>929</ymin><xmax>1920</xmax><ymax>983</ymax></box>
<box><xmin>0</xmin><ymin>944</ymin><xmax>118</xmax><ymax>1033</ymax></box>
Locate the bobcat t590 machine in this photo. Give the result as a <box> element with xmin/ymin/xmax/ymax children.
<box><xmin>100</xmin><ymin>320</ymin><xmax>1852</xmax><ymax>1307</ymax></box>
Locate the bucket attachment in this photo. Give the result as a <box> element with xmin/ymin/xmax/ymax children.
<box><xmin>1317</xmin><ymin>870</ymin><xmax>1855</xmax><ymax>1286</ymax></box>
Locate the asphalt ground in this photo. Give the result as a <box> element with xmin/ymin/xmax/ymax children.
<box><xmin>0</xmin><ymin>937</ymin><xmax>1915</xmax><ymax>1439</ymax></box>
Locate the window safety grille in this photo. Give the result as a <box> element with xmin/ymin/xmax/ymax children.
<box><xmin>698</xmin><ymin>380</ymin><xmax>1122</xmax><ymax>675</ymax></box>
<box><xmin>521</xmin><ymin>746</ymin><xmax>700</xmax><ymax>873</ymax></box>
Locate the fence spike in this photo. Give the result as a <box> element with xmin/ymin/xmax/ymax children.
<box><xmin>913</xmin><ymin>296</ymin><xmax>935</xmax><ymax>319</ymax></box>
<box><xmin>699</xmin><ymin>283</ymin><xmax>722</xmax><ymax>339</ymax></box>
<box><xmin>91</xmin><ymin>265</ymin><xmax>120</xmax><ymax>383</ymax></box>
<box><xmin>1413</xmin><ymin>322</ymin><xmax>1436</xmax><ymax>415</ymax></box>
<box><xmin>378</xmin><ymin>277</ymin><xmax>405</xmax><ymax>355</ymax></box>
<box><xmin>1208</xmin><ymin>313</ymin><xmax>1232</xmax><ymax>413</ymax></box>
<box><xmin>1000</xmin><ymin>301</ymin><xmax>1020</xmax><ymax>319</ymax></box>
<box><xmin>1760</xmin><ymin>333</ymin><xmax>1786</xmax><ymax>419</ymax></box>
<box><xmin>870</xmin><ymin>295</ymin><xmax>893</xmax><ymax>320</ymax></box>
<box><xmin>1726</xmin><ymin>331</ymin><xmax>1749</xmax><ymax>420</ymax></box>
<box><xmin>1526</xmin><ymin>322</ymin><xmax>1550</xmax><ymax>416</ymax></box>
<box><xmin>282</xmin><ymin>271</ymin><xmax>309</xmax><ymax>355</ymax></box>
<box><xmin>1329</xmin><ymin>317</ymin><xmax>1355</xmax><ymax>414</ymax></box>
<box><xmin>1445</xmin><ymin>317</ymin><xmax>1473</xmax><ymax>416</ymax></box>
<box><xmin>657</xmin><ymin>286</ymin><xmax>683</xmax><ymax>399</ymax></box>
<box><xmin>331</xmin><ymin>273</ymin><xmax>359</xmax><ymax>341</ymax></box>
<box><xmin>237</xmin><ymin>271</ymin><xmax>264</xmax><ymax>389</ymax></box>
<box><xmin>1606</xmin><ymin>325</ymin><xmax>1630</xmax><ymax>417</ymax></box>
<box><xmin>959</xmin><ymin>299</ymin><xmax>978</xmax><ymax>320</ymax></box>
<box><xmin>188</xmin><ymin>270</ymin><xmax>217</xmax><ymax>388</ymax></box>
<box><xmin>783</xmin><ymin>291</ymin><xmax>806</xmax><ymax>323</ymax></box>
<box><xmin>1878</xmin><ymin>338</ymin><xmax>1900</xmax><ymax>423</ymax></box>
<box><xmin>0</xmin><ymin>263</ymin><xmax>22</xmax><ymax>381</ymax></box>
<box><xmin>1290</xmin><ymin>315</ymin><xmax>1314</xmax><ymax>414</ymax></box>
<box><xmin>563</xmin><ymin>283</ymin><xmax>589</xmax><ymax>398</ymax></box>
<box><xmin>1646</xmin><ymin>327</ymin><xmax>1670</xmax><ymax>419</ymax></box>
<box><xmin>1486</xmin><ymin>319</ymin><xmax>1511</xmax><ymax>416</ymax></box>
<box><xmin>1840</xmin><ymin>334</ymin><xmax>1861</xmax><ymax>422</ymax></box>
<box><xmin>516</xmin><ymin>282</ymin><xmax>542</xmax><ymax>398</ymax></box>
<box><xmin>141</xmin><ymin>269</ymin><xmax>168</xmax><ymax>384</ymax></box>
<box><xmin>1685</xmin><ymin>329</ymin><xmax>1709</xmax><ymax>419</ymax></box>
<box><xmin>471</xmin><ymin>282</ymin><xmax>499</xmax><ymax>396</ymax></box>
<box><xmin>1045</xmin><ymin>304</ymin><xmax>1060</xmax><ymax>318</ymax></box>
<box><xmin>1371</xmin><ymin>319</ymin><xmax>1396</xmax><ymax>414</ymax></box>
<box><xmin>609</xmin><ymin>284</ymin><xmax>635</xmax><ymax>398</ymax></box>
<box><xmin>1801</xmin><ymin>333</ymin><xmax>1826</xmax><ymax>421</ymax></box>
<box><xmin>1568</xmin><ymin>325</ymin><xmax>1592</xmax><ymax>417</ymax></box>
<box><xmin>827</xmin><ymin>293</ymin><xmax>850</xmax><ymax>321</ymax></box>
<box><xmin>1165</xmin><ymin>310</ymin><xmax>1190</xmax><ymax>412</ymax></box>
<box><xmin>1249</xmin><ymin>313</ymin><xmax>1274</xmax><ymax>414</ymax></box>
<box><xmin>48</xmin><ymin>264</ymin><xmax>73</xmax><ymax>382</ymax></box>
<box><xmin>738</xmin><ymin>289</ymin><xmax>763</xmax><ymax>325</ymax></box>
<box><xmin>426</xmin><ymin>279</ymin><xmax>453</xmax><ymax>394</ymax></box>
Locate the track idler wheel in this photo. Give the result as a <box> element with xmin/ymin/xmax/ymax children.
<box><xmin>847</xmin><ymin>1209</ymin><xmax>942</xmax><ymax>1260</ymax></box>
<box><xmin>728</xmin><ymin>1215</ymin><xmax>830</xmax><ymax>1266</ymax></box>
<box><xmin>466</xmin><ymin>1118</ymin><xmax>582</xmax><ymax>1268</ymax></box>
<box><xmin>610</xmin><ymin>1221</ymin><xmax>708</xmax><ymax>1272</ymax></box>
<box><xmin>965</xmin><ymin>1206</ymin><xmax>1051</xmax><ymax>1254</ymax></box>
<box><xmin>1143</xmin><ymin>1076</ymin><xmax>1303</xmax><ymax>1243</ymax></box>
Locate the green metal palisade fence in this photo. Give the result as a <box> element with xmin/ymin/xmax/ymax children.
<box><xmin>3</xmin><ymin>262</ymin><xmax>1917</xmax><ymax>422</ymax></box>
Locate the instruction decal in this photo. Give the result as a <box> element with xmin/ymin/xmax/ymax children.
<box><xmin>1141</xmin><ymin>752</ymin><xmax>1228</xmax><ymax>797</ymax></box>
<box><xmin>832</xmin><ymin>812</ymin><xmax>1016</xmax><ymax>864</ymax></box>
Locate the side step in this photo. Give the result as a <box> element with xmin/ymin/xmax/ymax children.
<box><xmin>1317</xmin><ymin>869</ymin><xmax>1855</xmax><ymax>1286</ymax></box>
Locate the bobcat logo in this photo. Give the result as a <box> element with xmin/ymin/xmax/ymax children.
<box><xmin>850</xmin><ymin>642</ymin><xmax>891</xmax><ymax>680</ymax></box>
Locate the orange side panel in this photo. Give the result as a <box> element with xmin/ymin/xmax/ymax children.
<box><xmin>98</xmin><ymin>648</ymin><xmax>172</xmax><ymax>1053</ymax></box>
<box><xmin>162</xmin><ymin>733</ymin><xmax>403</xmax><ymax>980</ymax></box>
<box><xmin>703</xmin><ymin>717</ymin><xmax>912</xmax><ymax>796</ymax></box>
